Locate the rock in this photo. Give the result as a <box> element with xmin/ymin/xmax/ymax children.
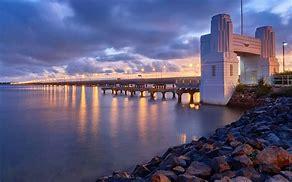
<box><xmin>172</xmin><ymin>166</ymin><xmax>185</xmax><ymax>174</ymax></box>
<box><xmin>280</xmin><ymin>171</ymin><xmax>292</xmax><ymax>181</ymax></box>
<box><xmin>151</xmin><ymin>170</ymin><xmax>177</xmax><ymax>182</ymax></box>
<box><xmin>211</xmin><ymin>156</ymin><xmax>230</xmax><ymax>173</ymax></box>
<box><xmin>112</xmin><ymin>171</ymin><xmax>131</xmax><ymax>179</ymax></box>
<box><xmin>233</xmin><ymin>155</ymin><xmax>253</xmax><ymax>167</ymax></box>
<box><xmin>159</xmin><ymin>154</ymin><xmax>186</xmax><ymax>170</ymax></box>
<box><xmin>199</xmin><ymin>143</ymin><xmax>215</xmax><ymax>152</ymax></box>
<box><xmin>230</xmin><ymin>141</ymin><xmax>242</xmax><ymax>148</ymax></box>
<box><xmin>265</xmin><ymin>174</ymin><xmax>289</xmax><ymax>182</ymax></box>
<box><xmin>231</xmin><ymin>176</ymin><xmax>252</xmax><ymax>182</ymax></box>
<box><xmin>265</xmin><ymin>133</ymin><xmax>283</xmax><ymax>146</ymax></box>
<box><xmin>211</xmin><ymin>170</ymin><xmax>236</xmax><ymax>181</ymax></box>
<box><xmin>246</xmin><ymin>139</ymin><xmax>264</xmax><ymax>150</ymax></box>
<box><xmin>132</xmin><ymin>165</ymin><xmax>151</xmax><ymax>177</ymax></box>
<box><xmin>256</xmin><ymin>146</ymin><xmax>291</xmax><ymax>173</ymax></box>
<box><xmin>186</xmin><ymin>161</ymin><xmax>212</xmax><ymax>178</ymax></box>
<box><xmin>232</xmin><ymin>144</ymin><xmax>254</xmax><ymax>156</ymax></box>
<box><xmin>177</xmin><ymin>174</ymin><xmax>207</xmax><ymax>182</ymax></box>
<box><xmin>226</xmin><ymin>133</ymin><xmax>236</xmax><ymax>143</ymax></box>
<box><xmin>151</xmin><ymin>173</ymin><xmax>171</xmax><ymax>182</ymax></box>
<box><xmin>236</xmin><ymin>167</ymin><xmax>261</xmax><ymax>181</ymax></box>
<box><xmin>214</xmin><ymin>176</ymin><xmax>232</xmax><ymax>182</ymax></box>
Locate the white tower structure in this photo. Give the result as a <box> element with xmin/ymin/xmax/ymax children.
<box><xmin>200</xmin><ymin>14</ymin><xmax>279</xmax><ymax>105</ymax></box>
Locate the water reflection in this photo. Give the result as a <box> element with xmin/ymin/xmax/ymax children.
<box><xmin>137</xmin><ymin>98</ymin><xmax>148</xmax><ymax>143</ymax></box>
<box><xmin>110</xmin><ymin>97</ymin><xmax>119</xmax><ymax>138</ymax></box>
<box><xmin>0</xmin><ymin>85</ymin><xmax>244</xmax><ymax>182</ymax></box>
<box><xmin>79</xmin><ymin>86</ymin><xmax>87</xmax><ymax>139</ymax></box>
<box><xmin>91</xmin><ymin>86</ymin><xmax>99</xmax><ymax>135</ymax></box>
<box><xmin>71</xmin><ymin>85</ymin><xmax>76</xmax><ymax>108</ymax></box>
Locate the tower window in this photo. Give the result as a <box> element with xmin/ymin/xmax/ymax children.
<box><xmin>230</xmin><ymin>64</ymin><xmax>233</xmax><ymax>76</ymax></box>
<box><xmin>212</xmin><ymin>65</ymin><xmax>216</xmax><ymax>77</ymax></box>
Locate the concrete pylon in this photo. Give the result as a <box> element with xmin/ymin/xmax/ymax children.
<box><xmin>255</xmin><ymin>26</ymin><xmax>279</xmax><ymax>79</ymax></box>
<box><xmin>200</xmin><ymin>14</ymin><xmax>239</xmax><ymax>105</ymax></box>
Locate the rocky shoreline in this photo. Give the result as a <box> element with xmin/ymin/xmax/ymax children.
<box><xmin>97</xmin><ymin>97</ymin><xmax>292</xmax><ymax>182</ymax></box>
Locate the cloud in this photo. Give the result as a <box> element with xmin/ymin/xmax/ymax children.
<box><xmin>0</xmin><ymin>0</ymin><xmax>291</xmax><ymax>81</ymax></box>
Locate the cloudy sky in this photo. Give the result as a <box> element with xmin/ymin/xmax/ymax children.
<box><xmin>0</xmin><ymin>0</ymin><xmax>291</xmax><ymax>82</ymax></box>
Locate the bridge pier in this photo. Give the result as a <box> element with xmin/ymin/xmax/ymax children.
<box><xmin>177</xmin><ymin>93</ymin><xmax>182</xmax><ymax>103</ymax></box>
<box><xmin>140</xmin><ymin>91</ymin><xmax>144</xmax><ymax>97</ymax></box>
<box><xmin>103</xmin><ymin>89</ymin><xmax>106</xmax><ymax>94</ymax></box>
<box><xmin>172</xmin><ymin>92</ymin><xmax>176</xmax><ymax>99</ymax></box>
<box><xmin>189</xmin><ymin>92</ymin><xmax>194</xmax><ymax>104</ymax></box>
<box><xmin>162</xmin><ymin>92</ymin><xmax>166</xmax><ymax>100</ymax></box>
<box><xmin>150</xmin><ymin>92</ymin><xmax>155</xmax><ymax>100</ymax></box>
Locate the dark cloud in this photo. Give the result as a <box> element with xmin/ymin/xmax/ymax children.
<box><xmin>0</xmin><ymin>0</ymin><xmax>291</xmax><ymax>81</ymax></box>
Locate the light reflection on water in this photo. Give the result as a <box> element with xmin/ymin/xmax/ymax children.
<box><xmin>0</xmin><ymin>85</ymin><xmax>244</xmax><ymax>182</ymax></box>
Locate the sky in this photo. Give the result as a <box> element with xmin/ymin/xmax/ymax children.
<box><xmin>0</xmin><ymin>0</ymin><xmax>291</xmax><ymax>82</ymax></box>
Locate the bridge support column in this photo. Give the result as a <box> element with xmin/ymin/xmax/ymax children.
<box><xmin>140</xmin><ymin>91</ymin><xmax>144</xmax><ymax>97</ymax></box>
<box><xmin>162</xmin><ymin>92</ymin><xmax>166</xmax><ymax>100</ymax></box>
<box><xmin>200</xmin><ymin>14</ymin><xmax>238</xmax><ymax>105</ymax></box>
<box><xmin>103</xmin><ymin>89</ymin><xmax>106</xmax><ymax>94</ymax></box>
<box><xmin>189</xmin><ymin>92</ymin><xmax>194</xmax><ymax>104</ymax></box>
<box><xmin>172</xmin><ymin>92</ymin><xmax>176</xmax><ymax>99</ymax></box>
<box><xmin>130</xmin><ymin>91</ymin><xmax>134</xmax><ymax>97</ymax></box>
<box><xmin>177</xmin><ymin>93</ymin><xmax>182</xmax><ymax>103</ymax></box>
<box><xmin>111</xmin><ymin>89</ymin><xmax>114</xmax><ymax>94</ymax></box>
<box><xmin>150</xmin><ymin>92</ymin><xmax>155</xmax><ymax>100</ymax></box>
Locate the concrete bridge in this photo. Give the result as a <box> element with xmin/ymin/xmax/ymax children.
<box><xmin>200</xmin><ymin>14</ymin><xmax>279</xmax><ymax>105</ymax></box>
<box><xmin>101</xmin><ymin>83</ymin><xmax>199</xmax><ymax>103</ymax></box>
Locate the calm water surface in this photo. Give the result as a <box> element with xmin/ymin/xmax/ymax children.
<box><xmin>0</xmin><ymin>85</ymin><xmax>244</xmax><ymax>182</ymax></box>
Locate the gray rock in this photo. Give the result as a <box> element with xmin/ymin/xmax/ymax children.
<box><xmin>186</xmin><ymin>161</ymin><xmax>212</xmax><ymax>178</ymax></box>
<box><xmin>211</xmin><ymin>156</ymin><xmax>230</xmax><ymax>173</ymax></box>
<box><xmin>265</xmin><ymin>174</ymin><xmax>289</xmax><ymax>182</ymax></box>
<box><xmin>232</xmin><ymin>144</ymin><xmax>254</xmax><ymax>156</ymax></box>
<box><xmin>280</xmin><ymin>171</ymin><xmax>292</xmax><ymax>181</ymax></box>
<box><xmin>231</xmin><ymin>176</ymin><xmax>252</xmax><ymax>182</ymax></box>
<box><xmin>233</xmin><ymin>155</ymin><xmax>253</xmax><ymax>167</ymax></box>
<box><xmin>172</xmin><ymin>166</ymin><xmax>185</xmax><ymax>174</ymax></box>
<box><xmin>177</xmin><ymin>174</ymin><xmax>207</xmax><ymax>182</ymax></box>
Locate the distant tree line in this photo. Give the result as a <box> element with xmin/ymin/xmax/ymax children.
<box><xmin>0</xmin><ymin>82</ymin><xmax>11</xmax><ymax>85</ymax></box>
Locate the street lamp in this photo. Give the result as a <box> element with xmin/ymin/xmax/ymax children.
<box><xmin>283</xmin><ymin>41</ymin><xmax>288</xmax><ymax>72</ymax></box>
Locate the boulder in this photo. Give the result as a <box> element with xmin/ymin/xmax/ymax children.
<box><xmin>235</xmin><ymin>167</ymin><xmax>261</xmax><ymax>181</ymax></box>
<box><xmin>232</xmin><ymin>144</ymin><xmax>254</xmax><ymax>156</ymax></box>
<box><xmin>132</xmin><ymin>165</ymin><xmax>151</xmax><ymax>177</ymax></box>
<box><xmin>211</xmin><ymin>170</ymin><xmax>236</xmax><ymax>181</ymax></box>
<box><xmin>151</xmin><ymin>173</ymin><xmax>171</xmax><ymax>182</ymax></box>
<box><xmin>159</xmin><ymin>154</ymin><xmax>186</xmax><ymax>170</ymax></box>
<box><xmin>211</xmin><ymin>156</ymin><xmax>230</xmax><ymax>173</ymax></box>
<box><xmin>280</xmin><ymin>171</ymin><xmax>292</xmax><ymax>181</ymax></box>
<box><xmin>265</xmin><ymin>174</ymin><xmax>289</xmax><ymax>182</ymax></box>
<box><xmin>177</xmin><ymin>174</ymin><xmax>207</xmax><ymax>182</ymax></box>
<box><xmin>151</xmin><ymin>170</ymin><xmax>177</xmax><ymax>182</ymax></box>
<box><xmin>256</xmin><ymin>146</ymin><xmax>291</xmax><ymax>173</ymax></box>
<box><xmin>231</xmin><ymin>176</ymin><xmax>252</xmax><ymax>182</ymax></box>
<box><xmin>186</xmin><ymin>161</ymin><xmax>212</xmax><ymax>178</ymax></box>
<box><xmin>172</xmin><ymin>166</ymin><xmax>185</xmax><ymax>174</ymax></box>
<box><xmin>233</xmin><ymin>155</ymin><xmax>253</xmax><ymax>167</ymax></box>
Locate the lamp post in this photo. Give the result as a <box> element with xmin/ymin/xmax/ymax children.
<box><xmin>283</xmin><ymin>41</ymin><xmax>288</xmax><ymax>72</ymax></box>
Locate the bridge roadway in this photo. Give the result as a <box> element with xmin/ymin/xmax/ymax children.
<box><xmin>101</xmin><ymin>85</ymin><xmax>199</xmax><ymax>103</ymax></box>
<box><xmin>26</xmin><ymin>76</ymin><xmax>199</xmax><ymax>86</ymax></box>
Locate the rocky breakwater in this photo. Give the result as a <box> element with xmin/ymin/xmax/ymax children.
<box><xmin>97</xmin><ymin>97</ymin><xmax>292</xmax><ymax>182</ymax></box>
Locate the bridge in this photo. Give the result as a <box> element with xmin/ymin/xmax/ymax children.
<box><xmin>27</xmin><ymin>76</ymin><xmax>200</xmax><ymax>103</ymax></box>
<box><xmin>100</xmin><ymin>83</ymin><xmax>199</xmax><ymax>103</ymax></box>
<box><xmin>200</xmin><ymin>14</ymin><xmax>279</xmax><ymax>105</ymax></box>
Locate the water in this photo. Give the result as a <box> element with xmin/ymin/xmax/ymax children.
<box><xmin>0</xmin><ymin>85</ymin><xmax>244</xmax><ymax>182</ymax></box>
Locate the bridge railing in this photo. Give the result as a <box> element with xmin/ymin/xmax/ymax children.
<box><xmin>272</xmin><ymin>75</ymin><xmax>292</xmax><ymax>86</ymax></box>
